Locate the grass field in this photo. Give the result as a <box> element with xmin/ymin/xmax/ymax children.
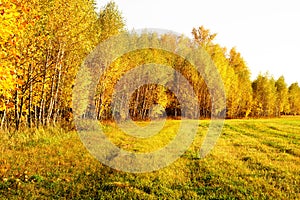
<box><xmin>1</xmin><ymin>117</ymin><xmax>300</xmax><ymax>199</ymax></box>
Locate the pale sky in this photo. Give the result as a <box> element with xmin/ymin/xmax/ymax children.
<box><xmin>96</xmin><ymin>0</ymin><xmax>300</xmax><ymax>85</ymax></box>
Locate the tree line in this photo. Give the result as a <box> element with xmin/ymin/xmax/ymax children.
<box><xmin>89</xmin><ymin>27</ymin><xmax>300</xmax><ymax>121</ymax></box>
<box><xmin>1</xmin><ymin>0</ymin><xmax>300</xmax><ymax>130</ymax></box>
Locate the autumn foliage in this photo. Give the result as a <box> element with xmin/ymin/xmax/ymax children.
<box><xmin>0</xmin><ymin>0</ymin><xmax>299</xmax><ymax>131</ymax></box>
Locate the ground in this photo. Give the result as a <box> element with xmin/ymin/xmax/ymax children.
<box><xmin>1</xmin><ymin>117</ymin><xmax>300</xmax><ymax>199</ymax></box>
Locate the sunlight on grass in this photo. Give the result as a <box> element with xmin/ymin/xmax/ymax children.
<box><xmin>103</xmin><ymin>120</ymin><xmax>181</xmax><ymax>153</ymax></box>
<box><xmin>0</xmin><ymin>117</ymin><xmax>299</xmax><ymax>199</ymax></box>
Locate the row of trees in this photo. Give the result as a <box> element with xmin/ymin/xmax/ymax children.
<box><xmin>1</xmin><ymin>1</ymin><xmax>300</xmax><ymax>130</ymax></box>
<box><xmin>192</xmin><ymin>27</ymin><xmax>300</xmax><ymax>118</ymax></box>
<box><xmin>88</xmin><ymin>27</ymin><xmax>300</xmax><ymax>121</ymax></box>
<box><xmin>0</xmin><ymin>0</ymin><xmax>124</xmax><ymax>130</ymax></box>
<box><xmin>252</xmin><ymin>75</ymin><xmax>300</xmax><ymax>117</ymax></box>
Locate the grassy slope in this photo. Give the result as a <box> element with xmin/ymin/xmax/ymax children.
<box><xmin>0</xmin><ymin>117</ymin><xmax>300</xmax><ymax>199</ymax></box>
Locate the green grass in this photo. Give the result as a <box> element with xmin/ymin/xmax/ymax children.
<box><xmin>1</xmin><ymin>117</ymin><xmax>300</xmax><ymax>199</ymax></box>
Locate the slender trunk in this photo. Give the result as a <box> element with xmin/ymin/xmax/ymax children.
<box><xmin>35</xmin><ymin>105</ymin><xmax>38</xmax><ymax>128</ymax></box>
<box><xmin>95</xmin><ymin>96</ymin><xmax>99</xmax><ymax>119</ymax></box>
<box><xmin>141</xmin><ymin>85</ymin><xmax>150</xmax><ymax>120</ymax></box>
<box><xmin>39</xmin><ymin>68</ymin><xmax>46</xmax><ymax>127</ymax></box>
<box><xmin>133</xmin><ymin>88</ymin><xmax>140</xmax><ymax>119</ymax></box>
<box><xmin>97</xmin><ymin>95</ymin><xmax>102</xmax><ymax>120</ymax></box>
<box><xmin>46</xmin><ymin>74</ymin><xmax>55</xmax><ymax>125</ymax></box>
<box><xmin>15</xmin><ymin>89</ymin><xmax>20</xmax><ymax>130</ymax></box>
<box><xmin>28</xmin><ymin>64</ymin><xmax>33</xmax><ymax>128</ymax></box>
<box><xmin>52</xmin><ymin>59</ymin><xmax>63</xmax><ymax>124</ymax></box>
<box><xmin>19</xmin><ymin>96</ymin><xmax>24</xmax><ymax>128</ymax></box>
<box><xmin>39</xmin><ymin>46</ymin><xmax>51</xmax><ymax>127</ymax></box>
<box><xmin>47</xmin><ymin>45</ymin><xmax>64</xmax><ymax>125</ymax></box>
<box><xmin>53</xmin><ymin>108</ymin><xmax>60</xmax><ymax>126</ymax></box>
<box><xmin>1</xmin><ymin>110</ymin><xmax>6</xmax><ymax>130</ymax></box>
<box><xmin>52</xmin><ymin>71</ymin><xmax>62</xmax><ymax>124</ymax></box>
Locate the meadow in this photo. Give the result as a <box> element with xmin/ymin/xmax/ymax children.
<box><xmin>1</xmin><ymin>117</ymin><xmax>300</xmax><ymax>199</ymax></box>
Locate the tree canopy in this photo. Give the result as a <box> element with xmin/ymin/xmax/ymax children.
<box><xmin>0</xmin><ymin>1</ymin><xmax>299</xmax><ymax>130</ymax></box>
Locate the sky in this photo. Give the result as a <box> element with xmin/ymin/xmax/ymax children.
<box><xmin>96</xmin><ymin>0</ymin><xmax>300</xmax><ymax>85</ymax></box>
